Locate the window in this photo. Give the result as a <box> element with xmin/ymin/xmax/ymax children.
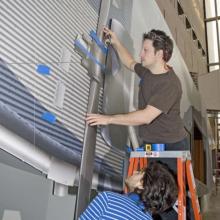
<box><xmin>209</xmin><ymin>65</ymin><xmax>219</xmax><ymax>71</ymax></box>
<box><xmin>204</xmin><ymin>0</ymin><xmax>220</xmax><ymax>72</ymax></box>
<box><xmin>218</xmin><ymin>20</ymin><xmax>220</xmax><ymax>42</ymax></box>
<box><xmin>217</xmin><ymin>0</ymin><xmax>220</xmax><ymax>16</ymax></box>
<box><xmin>177</xmin><ymin>2</ymin><xmax>184</xmax><ymax>15</ymax></box>
<box><xmin>205</xmin><ymin>0</ymin><xmax>216</xmax><ymax>18</ymax></box>
<box><xmin>207</xmin><ymin>21</ymin><xmax>218</xmax><ymax>63</ymax></box>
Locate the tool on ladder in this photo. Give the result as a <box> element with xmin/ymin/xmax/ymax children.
<box><xmin>125</xmin><ymin>150</ymin><xmax>202</xmax><ymax>220</ymax></box>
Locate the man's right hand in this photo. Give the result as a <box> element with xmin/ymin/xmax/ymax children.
<box><xmin>103</xmin><ymin>27</ymin><xmax>119</xmax><ymax>46</ymax></box>
<box><xmin>103</xmin><ymin>26</ymin><xmax>136</xmax><ymax>71</ymax></box>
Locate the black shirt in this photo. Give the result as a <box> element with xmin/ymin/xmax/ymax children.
<box><xmin>134</xmin><ymin>63</ymin><xmax>186</xmax><ymax>143</ymax></box>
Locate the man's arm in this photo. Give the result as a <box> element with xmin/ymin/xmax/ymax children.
<box><xmin>86</xmin><ymin>105</ymin><xmax>162</xmax><ymax>126</ymax></box>
<box><xmin>103</xmin><ymin>27</ymin><xmax>137</xmax><ymax>71</ymax></box>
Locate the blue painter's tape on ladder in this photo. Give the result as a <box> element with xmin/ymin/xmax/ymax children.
<box><xmin>36</xmin><ymin>64</ymin><xmax>51</xmax><ymax>75</ymax></box>
<box><xmin>74</xmin><ymin>39</ymin><xmax>105</xmax><ymax>70</ymax></box>
<box><xmin>152</xmin><ymin>144</ymin><xmax>165</xmax><ymax>151</ymax></box>
<box><xmin>89</xmin><ymin>30</ymin><xmax>108</xmax><ymax>54</ymax></box>
<box><xmin>41</xmin><ymin>112</ymin><xmax>56</xmax><ymax>124</ymax></box>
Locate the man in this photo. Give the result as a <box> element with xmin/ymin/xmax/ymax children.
<box><xmin>86</xmin><ymin>28</ymin><xmax>188</xmax><ymax>152</ymax></box>
<box><xmin>86</xmin><ymin>28</ymin><xmax>190</xmax><ymax>219</ymax></box>
<box><xmin>79</xmin><ymin>162</ymin><xmax>178</xmax><ymax>220</ymax></box>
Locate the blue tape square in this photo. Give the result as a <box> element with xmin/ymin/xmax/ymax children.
<box><xmin>36</xmin><ymin>65</ymin><xmax>51</xmax><ymax>75</ymax></box>
<box><xmin>41</xmin><ymin>112</ymin><xmax>56</xmax><ymax>124</ymax></box>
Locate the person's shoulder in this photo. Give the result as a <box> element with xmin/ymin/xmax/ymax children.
<box><xmin>164</xmin><ymin>68</ymin><xmax>181</xmax><ymax>83</ymax></box>
<box><xmin>100</xmin><ymin>191</ymin><xmax>131</xmax><ymax>203</ymax></box>
<box><xmin>98</xmin><ymin>191</ymin><xmax>121</xmax><ymax>200</ymax></box>
<box><xmin>134</xmin><ymin>63</ymin><xmax>150</xmax><ymax>72</ymax></box>
<box><xmin>169</xmin><ymin>68</ymin><xmax>180</xmax><ymax>79</ymax></box>
<box><xmin>134</xmin><ymin>63</ymin><xmax>151</xmax><ymax>78</ymax></box>
<box><xmin>97</xmin><ymin>192</ymin><xmax>130</xmax><ymax>206</ymax></box>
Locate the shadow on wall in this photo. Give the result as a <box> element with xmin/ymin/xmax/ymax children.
<box><xmin>0</xmin><ymin>58</ymin><xmax>121</xmax><ymax>182</ymax></box>
<box><xmin>0</xmin><ymin>58</ymin><xmax>83</xmax><ymax>165</ymax></box>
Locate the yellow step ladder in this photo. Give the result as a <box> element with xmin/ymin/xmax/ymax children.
<box><xmin>125</xmin><ymin>150</ymin><xmax>201</xmax><ymax>220</ymax></box>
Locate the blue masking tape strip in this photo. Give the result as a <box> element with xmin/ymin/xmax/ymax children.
<box><xmin>126</xmin><ymin>145</ymin><xmax>132</xmax><ymax>153</ymax></box>
<box><xmin>89</xmin><ymin>30</ymin><xmax>108</xmax><ymax>54</ymax></box>
<box><xmin>41</xmin><ymin>112</ymin><xmax>56</xmax><ymax>124</ymax></box>
<box><xmin>74</xmin><ymin>40</ymin><xmax>105</xmax><ymax>70</ymax></box>
<box><xmin>36</xmin><ymin>65</ymin><xmax>51</xmax><ymax>75</ymax></box>
<box><xmin>135</xmin><ymin>147</ymin><xmax>145</xmax><ymax>152</ymax></box>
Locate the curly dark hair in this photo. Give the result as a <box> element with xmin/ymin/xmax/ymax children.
<box><xmin>137</xmin><ymin>161</ymin><xmax>178</xmax><ymax>214</ymax></box>
<box><xmin>143</xmin><ymin>29</ymin><xmax>173</xmax><ymax>62</ymax></box>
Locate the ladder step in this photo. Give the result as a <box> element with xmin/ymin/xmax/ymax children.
<box><xmin>215</xmin><ymin>177</ymin><xmax>220</xmax><ymax>183</ymax></box>
<box><xmin>214</xmin><ymin>171</ymin><xmax>220</xmax><ymax>175</ymax></box>
<box><xmin>214</xmin><ymin>168</ymin><xmax>220</xmax><ymax>172</ymax></box>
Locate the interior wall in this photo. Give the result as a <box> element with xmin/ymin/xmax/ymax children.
<box><xmin>0</xmin><ymin>162</ymin><xmax>76</xmax><ymax>220</ymax></box>
<box><xmin>155</xmin><ymin>0</ymin><xmax>207</xmax><ymax>74</ymax></box>
<box><xmin>192</xmin><ymin>124</ymin><xmax>205</xmax><ymax>183</ymax></box>
<box><xmin>198</xmin><ymin>70</ymin><xmax>220</xmax><ymax>110</ymax></box>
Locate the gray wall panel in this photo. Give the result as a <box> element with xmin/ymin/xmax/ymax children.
<box><xmin>0</xmin><ymin>0</ymin><xmax>125</xmax><ymax>179</ymax></box>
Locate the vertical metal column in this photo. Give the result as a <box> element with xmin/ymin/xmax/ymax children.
<box><xmin>75</xmin><ymin>0</ymin><xmax>111</xmax><ymax>219</ymax></box>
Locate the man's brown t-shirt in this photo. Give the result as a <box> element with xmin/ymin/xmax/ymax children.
<box><xmin>134</xmin><ymin>63</ymin><xmax>186</xmax><ymax>143</ymax></box>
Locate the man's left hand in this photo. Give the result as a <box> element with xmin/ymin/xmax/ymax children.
<box><xmin>86</xmin><ymin>113</ymin><xmax>112</xmax><ymax>126</ymax></box>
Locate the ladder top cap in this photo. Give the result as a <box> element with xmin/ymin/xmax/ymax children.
<box><xmin>130</xmin><ymin>150</ymin><xmax>191</xmax><ymax>159</ymax></box>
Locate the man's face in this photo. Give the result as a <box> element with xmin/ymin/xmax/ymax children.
<box><xmin>139</xmin><ymin>39</ymin><xmax>161</xmax><ymax>68</ymax></box>
<box><xmin>125</xmin><ymin>171</ymin><xmax>144</xmax><ymax>192</ymax></box>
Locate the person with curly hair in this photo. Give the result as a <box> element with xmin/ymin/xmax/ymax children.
<box><xmin>79</xmin><ymin>162</ymin><xmax>177</xmax><ymax>220</ymax></box>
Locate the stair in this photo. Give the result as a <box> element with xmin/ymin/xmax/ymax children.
<box><xmin>214</xmin><ymin>150</ymin><xmax>220</xmax><ymax>192</ymax></box>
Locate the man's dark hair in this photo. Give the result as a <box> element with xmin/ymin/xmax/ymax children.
<box><xmin>138</xmin><ymin>161</ymin><xmax>178</xmax><ymax>214</ymax></box>
<box><xmin>143</xmin><ymin>29</ymin><xmax>173</xmax><ymax>62</ymax></box>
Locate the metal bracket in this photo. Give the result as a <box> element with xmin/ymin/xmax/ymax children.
<box><xmin>74</xmin><ymin>31</ymin><xmax>107</xmax><ymax>73</ymax></box>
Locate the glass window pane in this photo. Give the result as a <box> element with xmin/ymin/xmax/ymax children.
<box><xmin>219</xmin><ymin>20</ymin><xmax>220</xmax><ymax>44</ymax></box>
<box><xmin>209</xmin><ymin>65</ymin><xmax>219</xmax><ymax>72</ymax></box>
<box><xmin>217</xmin><ymin>0</ymin><xmax>220</xmax><ymax>16</ymax></box>
<box><xmin>207</xmin><ymin>21</ymin><xmax>219</xmax><ymax>63</ymax></box>
<box><xmin>205</xmin><ymin>0</ymin><xmax>216</xmax><ymax>18</ymax></box>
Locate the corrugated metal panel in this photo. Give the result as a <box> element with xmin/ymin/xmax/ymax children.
<box><xmin>94</xmin><ymin>1</ymin><xmax>134</xmax><ymax>175</ymax></box>
<box><xmin>0</xmin><ymin>0</ymin><xmax>125</xmax><ymax>176</ymax></box>
<box><xmin>95</xmin><ymin>88</ymin><xmax>125</xmax><ymax>176</ymax></box>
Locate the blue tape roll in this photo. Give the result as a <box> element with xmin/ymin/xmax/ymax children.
<box><xmin>152</xmin><ymin>143</ymin><xmax>165</xmax><ymax>151</ymax></box>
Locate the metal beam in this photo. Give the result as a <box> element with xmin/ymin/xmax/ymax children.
<box><xmin>74</xmin><ymin>0</ymin><xmax>111</xmax><ymax>218</ymax></box>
